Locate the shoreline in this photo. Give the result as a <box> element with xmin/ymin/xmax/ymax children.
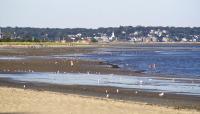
<box><xmin>0</xmin><ymin>41</ymin><xmax>199</xmax><ymax>48</ymax></box>
<box><xmin>0</xmin><ymin>78</ymin><xmax>200</xmax><ymax>111</ymax></box>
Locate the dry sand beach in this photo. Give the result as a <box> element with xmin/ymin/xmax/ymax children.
<box><xmin>0</xmin><ymin>45</ymin><xmax>200</xmax><ymax>114</ymax></box>
<box><xmin>0</xmin><ymin>87</ymin><xmax>199</xmax><ymax>114</ymax></box>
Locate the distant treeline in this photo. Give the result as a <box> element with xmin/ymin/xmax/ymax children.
<box><xmin>0</xmin><ymin>38</ymin><xmax>41</xmax><ymax>42</ymax></box>
<box><xmin>1</xmin><ymin>26</ymin><xmax>200</xmax><ymax>41</ymax></box>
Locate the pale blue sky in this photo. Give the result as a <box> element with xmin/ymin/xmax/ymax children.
<box><xmin>1</xmin><ymin>0</ymin><xmax>200</xmax><ymax>28</ymax></box>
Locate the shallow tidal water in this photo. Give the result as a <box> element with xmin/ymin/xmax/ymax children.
<box><xmin>0</xmin><ymin>72</ymin><xmax>200</xmax><ymax>96</ymax></box>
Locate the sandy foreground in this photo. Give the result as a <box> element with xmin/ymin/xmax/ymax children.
<box><xmin>0</xmin><ymin>87</ymin><xmax>199</xmax><ymax>114</ymax></box>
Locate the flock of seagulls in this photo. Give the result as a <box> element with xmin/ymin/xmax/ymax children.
<box><xmin>101</xmin><ymin>77</ymin><xmax>166</xmax><ymax>99</ymax></box>
<box><xmin>1</xmin><ymin>59</ymin><xmax>166</xmax><ymax>99</ymax></box>
<box><xmin>1</xmin><ymin>69</ymin><xmax>34</xmax><ymax>73</ymax></box>
<box><xmin>104</xmin><ymin>89</ymin><xmax>164</xmax><ymax>98</ymax></box>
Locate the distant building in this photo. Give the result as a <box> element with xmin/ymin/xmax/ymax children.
<box><xmin>78</xmin><ymin>38</ymin><xmax>92</xmax><ymax>44</ymax></box>
<box><xmin>130</xmin><ymin>37</ymin><xmax>143</xmax><ymax>42</ymax></box>
<box><xmin>152</xmin><ymin>37</ymin><xmax>158</xmax><ymax>42</ymax></box>
<box><xmin>97</xmin><ymin>36</ymin><xmax>109</xmax><ymax>42</ymax></box>
<box><xmin>76</xmin><ymin>33</ymin><xmax>82</xmax><ymax>37</ymax></box>
<box><xmin>162</xmin><ymin>37</ymin><xmax>172</xmax><ymax>42</ymax></box>
<box><xmin>181</xmin><ymin>38</ymin><xmax>188</xmax><ymax>42</ymax></box>
<box><xmin>61</xmin><ymin>39</ymin><xmax>66</xmax><ymax>43</ymax></box>
<box><xmin>70</xmin><ymin>37</ymin><xmax>76</xmax><ymax>42</ymax></box>
<box><xmin>109</xmin><ymin>31</ymin><xmax>115</xmax><ymax>41</ymax></box>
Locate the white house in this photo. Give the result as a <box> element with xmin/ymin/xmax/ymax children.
<box><xmin>181</xmin><ymin>38</ymin><xmax>188</xmax><ymax>42</ymax></box>
<box><xmin>109</xmin><ymin>32</ymin><xmax>115</xmax><ymax>41</ymax></box>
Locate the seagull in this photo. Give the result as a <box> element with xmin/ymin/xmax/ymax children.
<box><xmin>135</xmin><ymin>91</ymin><xmax>138</xmax><ymax>94</ymax></box>
<box><xmin>87</xmin><ymin>71</ymin><xmax>90</xmax><ymax>75</ymax></box>
<box><xmin>116</xmin><ymin>89</ymin><xmax>119</xmax><ymax>93</ymax></box>
<box><xmin>106</xmin><ymin>90</ymin><xmax>108</xmax><ymax>94</ymax></box>
<box><xmin>139</xmin><ymin>80</ymin><xmax>143</xmax><ymax>84</ymax></box>
<box><xmin>159</xmin><ymin>92</ymin><xmax>164</xmax><ymax>97</ymax></box>
<box><xmin>23</xmin><ymin>84</ymin><xmax>26</xmax><ymax>89</ymax></box>
<box><xmin>106</xmin><ymin>94</ymin><xmax>110</xmax><ymax>98</ymax></box>
<box><xmin>70</xmin><ymin>60</ymin><xmax>74</xmax><ymax>67</ymax></box>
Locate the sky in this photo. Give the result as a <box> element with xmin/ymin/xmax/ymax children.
<box><xmin>0</xmin><ymin>0</ymin><xmax>200</xmax><ymax>28</ymax></box>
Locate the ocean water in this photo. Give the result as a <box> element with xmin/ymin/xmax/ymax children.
<box><xmin>66</xmin><ymin>45</ymin><xmax>200</xmax><ymax>78</ymax></box>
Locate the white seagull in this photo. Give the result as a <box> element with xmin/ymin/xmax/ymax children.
<box><xmin>116</xmin><ymin>89</ymin><xmax>119</xmax><ymax>93</ymax></box>
<box><xmin>159</xmin><ymin>92</ymin><xmax>164</xmax><ymax>97</ymax></box>
<box><xmin>106</xmin><ymin>94</ymin><xmax>109</xmax><ymax>98</ymax></box>
<box><xmin>23</xmin><ymin>84</ymin><xmax>26</xmax><ymax>89</ymax></box>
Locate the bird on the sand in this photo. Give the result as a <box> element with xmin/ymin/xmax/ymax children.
<box><xmin>23</xmin><ymin>84</ymin><xmax>26</xmax><ymax>89</ymax></box>
<box><xmin>106</xmin><ymin>90</ymin><xmax>108</xmax><ymax>94</ymax></box>
<box><xmin>159</xmin><ymin>92</ymin><xmax>164</xmax><ymax>97</ymax></box>
<box><xmin>106</xmin><ymin>94</ymin><xmax>110</xmax><ymax>98</ymax></box>
<box><xmin>70</xmin><ymin>60</ymin><xmax>74</xmax><ymax>67</ymax></box>
<box><xmin>116</xmin><ymin>89</ymin><xmax>119</xmax><ymax>93</ymax></box>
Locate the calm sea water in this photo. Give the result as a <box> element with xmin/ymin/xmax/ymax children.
<box><xmin>67</xmin><ymin>45</ymin><xmax>200</xmax><ymax>78</ymax></box>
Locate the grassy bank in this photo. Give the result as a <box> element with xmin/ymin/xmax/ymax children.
<box><xmin>0</xmin><ymin>42</ymin><xmax>94</xmax><ymax>47</ymax></box>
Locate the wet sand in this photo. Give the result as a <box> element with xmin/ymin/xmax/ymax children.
<box><xmin>0</xmin><ymin>87</ymin><xmax>199</xmax><ymax>114</ymax></box>
<box><xmin>0</xmin><ymin>58</ymin><xmax>144</xmax><ymax>76</ymax></box>
<box><xmin>0</xmin><ymin>46</ymin><xmax>95</xmax><ymax>56</ymax></box>
<box><xmin>0</xmin><ymin>46</ymin><xmax>144</xmax><ymax>75</ymax></box>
